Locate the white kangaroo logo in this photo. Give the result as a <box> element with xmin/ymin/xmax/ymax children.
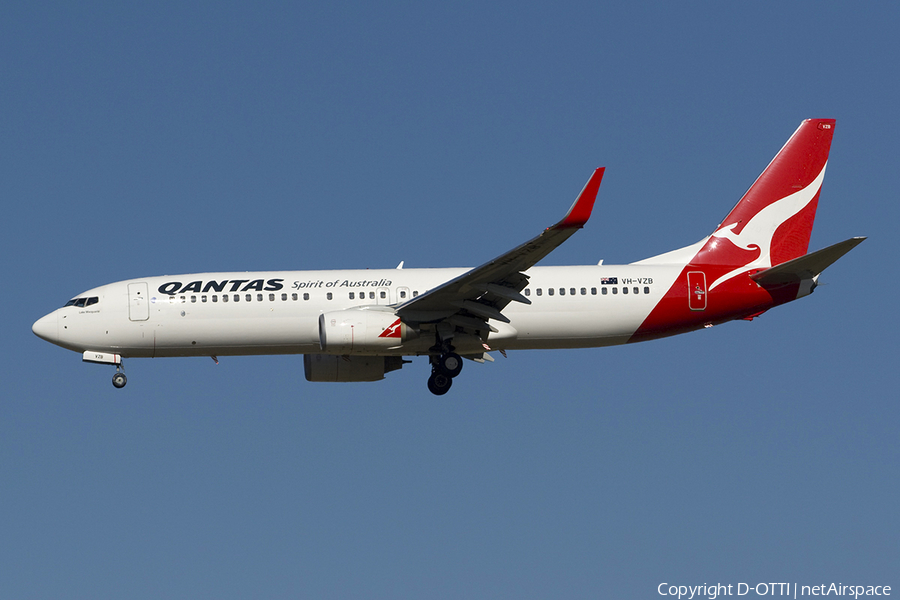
<box><xmin>380</xmin><ymin>319</ymin><xmax>402</xmax><ymax>338</ymax></box>
<box><xmin>708</xmin><ymin>162</ymin><xmax>826</xmax><ymax>291</ymax></box>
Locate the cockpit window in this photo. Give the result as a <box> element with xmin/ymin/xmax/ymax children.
<box><xmin>63</xmin><ymin>296</ymin><xmax>99</xmax><ymax>308</ymax></box>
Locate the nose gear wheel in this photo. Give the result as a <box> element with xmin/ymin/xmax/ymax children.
<box><xmin>112</xmin><ymin>363</ymin><xmax>127</xmax><ymax>388</ymax></box>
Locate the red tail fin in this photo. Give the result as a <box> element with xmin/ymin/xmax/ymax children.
<box><xmin>693</xmin><ymin>119</ymin><xmax>835</xmax><ymax>276</ymax></box>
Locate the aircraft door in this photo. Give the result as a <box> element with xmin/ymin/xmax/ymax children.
<box><xmin>687</xmin><ymin>271</ymin><xmax>707</xmax><ymax>311</ymax></box>
<box><xmin>376</xmin><ymin>287</ymin><xmax>390</xmax><ymax>305</ymax></box>
<box><xmin>128</xmin><ymin>282</ymin><xmax>150</xmax><ymax>321</ymax></box>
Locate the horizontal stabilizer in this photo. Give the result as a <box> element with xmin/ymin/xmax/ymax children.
<box><xmin>750</xmin><ymin>237</ymin><xmax>866</xmax><ymax>286</ymax></box>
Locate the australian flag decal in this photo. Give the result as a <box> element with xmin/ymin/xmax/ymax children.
<box><xmin>601</xmin><ymin>277</ymin><xmax>618</xmax><ymax>285</ymax></box>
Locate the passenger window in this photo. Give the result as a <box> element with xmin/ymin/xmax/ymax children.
<box><xmin>413</xmin><ymin>291</ymin><xmax>419</xmax><ymax>297</ymax></box>
<box><xmin>548</xmin><ymin>288</ymin><xmax>554</xmax><ymax>296</ymax></box>
<box><xmin>612</xmin><ymin>287</ymin><xmax>618</xmax><ymax>295</ymax></box>
<box><xmin>234</xmin><ymin>294</ymin><xmax>240</xmax><ymax>302</ymax></box>
<box><xmin>168</xmin><ymin>296</ymin><xmax>176</xmax><ymax>304</ymax></box>
<box><xmin>644</xmin><ymin>286</ymin><xmax>650</xmax><ymax>294</ymax></box>
<box><xmin>559</xmin><ymin>288</ymin><xmax>565</xmax><ymax>296</ymax></box>
<box><xmin>580</xmin><ymin>288</ymin><xmax>586</xmax><ymax>295</ymax></box>
<box><xmin>222</xmin><ymin>295</ymin><xmax>228</xmax><ymax>303</ymax></box>
<box><xmin>201</xmin><ymin>295</ymin><xmax>207</xmax><ymax>303</ymax></box>
<box><xmin>400</xmin><ymin>290</ymin><xmax>407</xmax><ymax>299</ymax></box>
<box><xmin>281</xmin><ymin>293</ymin><xmax>287</xmax><ymax>301</ymax></box>
<box><xmin>379</xmin><ymin>291</ymin><xmax>386</xmax><ymax>299</ymax></box>
<box><xmin>623</xmin><ymin>287</ymin><xmax>629</xmax><ymax>294</ymax></box>
<box><xmin>591</xmin><ymin>287</ymin><xmax>597</xmax><ymax>295</ymax></box>
<box><xmin>212</xmin><ymin>295</ymin><xmax>217</xmax><ymax>302</ymax></box>
<box><xmin>269</xmin><ymin>293</ymin><xmax>275</xmax><ymax>301</ymax></box>
<box><xmin>570</xmin><ymin>288</ymin><xmax>576</xmax><ymax>296</ymax></box>
<box><xmin>633</xmin><ymin>287</ymin><xmax>639</xmax><ymax>295</ymax></box>
<box><xmin>369</xmin><ymin>292</ymin><xmax>375</xmax><ymax>299</ymax></box>
<box><xmin>180</xmin><ymin>296</ymin><xmax>186</xmax><ymax>303</ymax></box>
<box><xmin>524</xmin><ymin>288</ymin><xmax>530</xmax><ymax>297</ymax></box>
<box><xmin>349</xmin><ymin>292</ymin><xmax>355</xmax><ymax>300</ymax></box>
<box><xmin>191</xmin><ymin>296</ymin><xmax>197</xmax><ymax>303</ymax></box>
<box><xmin>327</xmin><ymin>292</ymin><xmax>333</xmax><ymax>300</ymax></box>
<box><xmin>536</xmin><ymin>288</ymin><xmax>542</xmax><ymax>296</ymax></box>
<box><xmin>601</xmin><ymin>287</ymin><xmax>607</xmax><ymax>295</ymax></box>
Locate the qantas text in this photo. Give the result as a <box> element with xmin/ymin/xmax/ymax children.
<box><xmin>158</xmin><ymin>279</ymin><xmax>285</xmax><ymax>295</ymax></box>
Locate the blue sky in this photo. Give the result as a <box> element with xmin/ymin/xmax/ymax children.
<box><xmin>2</xmin><ymin>2</ymin><xmax>897</xmax><ymax>598</ymax></box>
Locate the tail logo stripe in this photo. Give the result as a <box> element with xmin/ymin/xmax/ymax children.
<box><xmin>706</xmin><ymin>162</ymin><xmax>827</xmax><ymax>290</ymax></box>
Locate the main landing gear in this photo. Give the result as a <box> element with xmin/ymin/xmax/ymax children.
<box><xmin>427</xmin><ymin>351</ymin><xmax>463</xmax><ymax>396</ymax></box>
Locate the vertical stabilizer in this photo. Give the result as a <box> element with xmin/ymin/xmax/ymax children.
<box><xmin>692</xmin><ymin>118</ymin><xmax>835</xmax><ymax>289</ymax></box>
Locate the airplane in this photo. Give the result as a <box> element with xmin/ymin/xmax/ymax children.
<box><xmin>32</xmin><ymin>118</ymin><xmax>864</xmax><ymax>395</ymax></box>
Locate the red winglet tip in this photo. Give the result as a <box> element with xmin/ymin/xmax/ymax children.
<box><xmin>559</xmin><ymin>167</ymin><xmax>604</xmax><ymax>228</ymax></box>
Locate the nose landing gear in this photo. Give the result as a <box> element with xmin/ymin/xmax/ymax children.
<box><xmin>112</xmin><ymin>364</ymin><xmax>127</xmax><ymax>388</ymax></box>
<box><xmin>81</xmin><ymin>351</ymin><xmax>128</xmax><ymax>389</ymax></box>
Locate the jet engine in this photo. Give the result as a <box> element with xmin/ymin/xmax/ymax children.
<box><xmin>318</xmin><ymin>309</ymin><xmax>414</xmax><ymax>354</ymax></box>
<box><xmin>303</xmin><ymin>354</ymin><xmax>406</xmax><ymax>382</ymax></box>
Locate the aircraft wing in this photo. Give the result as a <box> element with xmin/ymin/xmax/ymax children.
<box><xmin>395</xmin><ymin>168</ymin><xmax>604</xmax><ymax>336</ymax></box>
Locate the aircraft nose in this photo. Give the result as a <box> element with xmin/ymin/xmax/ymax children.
<box><xmin>32</xmin><ymin>312</ymin><xmax>58</xmax><ymax>343</ymax></box>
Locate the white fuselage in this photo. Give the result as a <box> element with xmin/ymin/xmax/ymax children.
<box><xmin>34</xmin><ymin>263</ymin><xmax>683</xmax><ymax>359</ymax></box>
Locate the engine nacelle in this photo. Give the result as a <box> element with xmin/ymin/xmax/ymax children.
<box><xmin>304</xmin><ymin>354</ymin><xmax>405</xmax><ymax>382</ymax></box>
<box><xmin>318</xmin><ymin>309</ymin><xmax>413</xmax><ymax>354</ymax></box>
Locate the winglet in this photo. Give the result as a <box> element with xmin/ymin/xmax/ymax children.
<box><xmin>558</xmin><ymin>167</ymin><xmax>605</xmax><ymax>228</ymax></box>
